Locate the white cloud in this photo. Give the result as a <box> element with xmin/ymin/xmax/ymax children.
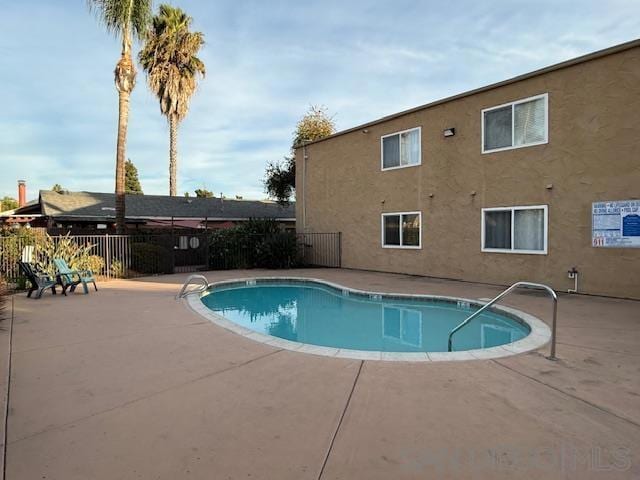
<box><xmin>1</xmin><ymin>0</ymin><xmax>639</xmax><ymax>201</ymax></box>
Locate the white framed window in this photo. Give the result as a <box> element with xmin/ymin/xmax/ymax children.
<box><xmin>481</xmin><ymin>205</ymin><xmax>548</xmax><ymax>254</ymax></box>
<box><xmin>481</xmin><ymin>93</ymin><xmax>548</xmax><ymax>153</ymax></box>
<box><xmin>382</xmin><ymin>211</ymin><xmax>421</xmax><ymax>249</ymax></box>
<box><xmin>381</xmin><ymin>127</ymin><xmax>421</xmax><ymax>170</ymax></box>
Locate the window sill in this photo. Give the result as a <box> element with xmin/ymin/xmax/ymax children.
<box><xmin>481</xmin><ymin>140</ymin><xmax>548</xmax><ymax>155</ymax></box>
<box><xmin>381</xmin><ymin>162</ymin><xmax>421</xmax><ymax>172</ymax></box>
<box><xmin>382</xmin><ymin>245</ymin><xmax>422</xmax><ymax>250</ymax></box>
<box><xmin>481</xmin><ymin>248</ymin><xmax>547</xmax><ymax>255</ymax></box>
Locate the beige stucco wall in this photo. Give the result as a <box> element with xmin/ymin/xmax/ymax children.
<box><xmin>296</xmin><ymin>45</ymin><xmax>640</xmax><ymax>299</ymax></box>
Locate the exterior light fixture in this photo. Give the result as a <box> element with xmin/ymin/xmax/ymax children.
<box><xmin>443</xmin><ymin>128</ymin><xmax>455</xmax><ymax>137</ymax></box>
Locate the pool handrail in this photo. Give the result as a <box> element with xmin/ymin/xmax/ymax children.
<box><xmin>176</xmin><ymin>274</ymin><xmax>210</xmax><ymax>299</ymax></box>
<box><xmin>447</xmin><ymin>281</ymin><xmax>558</xmax><ymax>359</ymax></box>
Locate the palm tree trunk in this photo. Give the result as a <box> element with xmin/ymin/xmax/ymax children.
<box><xmin>113</xmin><ymin>33</ymin><xmax>136</xmax><ymax>233</ymax></box>
<box><xmin>169</xmin><ymin>115</ymin><xmax>178</xmax><ymax>196</ymax></box>
<box><xmin>114</xmin><ymin>89</ymin><xmax>130</xmax><ymax>232</ymax></box>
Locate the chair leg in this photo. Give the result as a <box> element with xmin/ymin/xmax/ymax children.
<box><xmin>93</xmin><ymin>281</ymin><xmax>98</xmax><ymax>292</ymax></box>
<box><xmin>27</xmin><ymin>287</ymin><xmax>34</xmax><ymax>298</ymax></box>
<box><xmin>82</xmin><ymin>282</ymin><xmax>89</xmax><ymax>294</ymax></box>
<box><xmin>36</xmin><ymin>287</ymin><xmax>45</xmax><ymax>299</ymax></box>
<box><xmin>51</xmin><ymin>286</ymin><xmax>57</xmax><ymax>295</ymax></box>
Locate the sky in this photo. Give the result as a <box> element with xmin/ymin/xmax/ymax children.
<box><xmin>1</xmin><ymin>1</ymin><xmax>639</xmax><ymax>202</ymax></box>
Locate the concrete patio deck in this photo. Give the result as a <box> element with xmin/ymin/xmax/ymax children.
<box><xmin>3</xmin><ymin>268</ymin><xmax>639</xmax><ymax>479</ymax></box>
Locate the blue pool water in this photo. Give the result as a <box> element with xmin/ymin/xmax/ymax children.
<box><xmin>200</xmin><ymin>281</ymin><xmax>530</xmax><ymax>352</ymax></box>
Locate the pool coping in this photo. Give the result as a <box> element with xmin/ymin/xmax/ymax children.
<box><xmin>183</xmin><ymin>276</ymin><xmax>552</xmax><ymax>362</ymax></box>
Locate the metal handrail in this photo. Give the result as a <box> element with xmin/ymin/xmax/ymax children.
<box><xmin>447</xmin><ymin>281</ymin><xmax>558</xmax><ymax>359</ymax></box>
<box><xmin>176</xmin><ymin>274</ymin><xmax>210</xmax><ymax>299</ymax></box>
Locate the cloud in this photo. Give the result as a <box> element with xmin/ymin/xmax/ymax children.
<box><xmin>0</xmin><ymin>0</ymin><xmax>638</xmax><ymax>201</ymax></box>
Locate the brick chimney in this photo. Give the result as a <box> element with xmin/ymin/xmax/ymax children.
<box><xmin>18</xmin><ymin>180</ymin><xmax>26</xmax><ymax>207</ymax></box>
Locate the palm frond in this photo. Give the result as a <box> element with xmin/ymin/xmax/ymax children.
<box><xmin>138</xmin><ymin>4</ymin><xmax>205</xmax><ymax>121</ymax></box>
<box><xmin>88</xmin><ymin>0</ymin><xmax>152</xmax><ymax>40</ymax></box>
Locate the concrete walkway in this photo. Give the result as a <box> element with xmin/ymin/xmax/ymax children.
<box><xmin>5</xmin><ymin>269</ymin><xmax>640</xmax><ymax>479</ymax></box>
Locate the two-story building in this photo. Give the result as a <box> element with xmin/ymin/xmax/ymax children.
<box><xmin>295</xmin><ymin>39</ymin><xmax>640</xmax><ymax>299</ymax></box>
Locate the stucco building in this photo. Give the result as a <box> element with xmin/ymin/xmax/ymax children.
<box><xmin>295</xmin><ymin>39</ymin><xmax>640</xmax><ymax>299</ymax></box>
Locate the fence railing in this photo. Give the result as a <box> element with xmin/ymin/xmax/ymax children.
<box><xmin>297</xmin><ymin>232</ymin><xmax>341</xmax><ymax>268</ymax></box>
<box><xmin>0</xmin><ymin>231</ymin><xmax>341</xmax><ymax>283</ymax></box>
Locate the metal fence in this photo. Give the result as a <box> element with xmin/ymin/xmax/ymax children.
<box><xmin>297</xmin><ymin>232</ymin><xmax>341</xmax><ymax>268</ymax></box>
<box><xmin>0</xmin><ymin>231</ymin><xmax>341</xmax><ymax>283</ymax></box>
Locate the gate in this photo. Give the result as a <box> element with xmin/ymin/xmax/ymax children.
<box><xmin>172</xmin><ymin>232</ymin><xmax>209</xmax><ymax>273</ymax></box>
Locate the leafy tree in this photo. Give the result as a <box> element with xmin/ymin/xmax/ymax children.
<box><xmin>264</xmin><ymin>105</ymin><xmax>335</xmax><ymax>205</ymax></box>
<box><xmin>0</xmin><ymin>197</ymin><xmax>18</xmax><ymax>211</ymax></box>
<box><xmin>125</xmin><ymin>159</ymin><xmax>143</xmax><ymax>194</ymax></box>
<box><xmin>264</xmin><ymin>157</ymin><xmax>295</xmax><ymax>206</ymax></box>
<box><xmin>194</xmin><ymin>188</ymin><xmax>214</xmax><ymax>198</ymax></box>
<box><xmin>51</xmin><ymin>184</ymin><xmax>64</xmax><ymax>193</ymax></box>
<box><xmin>139</xmin><ymin>4</ymin><xmax>205</xmax><ymax>196</ymax></box>
<box><xmin>88</xmin><ymin>0</ymin><xmax>153</xmax><ymax>232</ymax></box>
<box><xmin>292</xmin><ymin>105</ymin><xmax>336</xmax><ymax>148</ymax></box>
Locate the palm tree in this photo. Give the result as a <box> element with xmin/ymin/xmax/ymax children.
<box><xmin>88</xmin><ymin>0</ymin><xmax>152</xmax><ymax>232</ymax></box>
<box><xmin>139</xmin><ymin>5</ymin><xmax>205</xmax><ymax>196</ymax></box>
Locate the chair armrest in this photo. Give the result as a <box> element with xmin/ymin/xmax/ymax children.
<box><xmin>37</xmin><ymin>272</ymin><xmax>54</xmax><ymax>282</ymax></box>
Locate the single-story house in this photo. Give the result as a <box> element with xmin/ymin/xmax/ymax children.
<box><xmin>0</xmin><ymin>189</ymin><xmax>295</xmax><ymax>232</ymax></box>
<box><xmin>295</xmin><ymin>39</ymin><xmax>640</xmax><ymax>299</ymax></box>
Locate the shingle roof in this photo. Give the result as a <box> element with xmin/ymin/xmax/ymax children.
<box><xmin>38</xmin><ymin>191</ymin><xmax>295</xmax><ymax>221</ymax></box>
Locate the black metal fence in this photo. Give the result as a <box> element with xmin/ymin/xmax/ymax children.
<box><xmin>0</xmin><ymin>231</ymin><xmax>341</xmax><ymax>282</ymax></box>
<box><xmin>207</xmin><ymin>232</ymin><xmax>341</xmax><ymax>270</ymax></box>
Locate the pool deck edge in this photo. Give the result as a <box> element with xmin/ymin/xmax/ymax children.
<box><xmin>184</xmin><ymin>276</ymin><xmax>552</xmax><ymax>362</ymax></box>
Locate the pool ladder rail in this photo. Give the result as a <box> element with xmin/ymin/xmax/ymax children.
<box><xmin>447</xmin><ymin>281</ymin><xmax>558</xmax><ymax>360</ymax></box>
<box><xmin>176</xmin><ymin>274</ymin><xmax>210</xmax><ymax>299</ymax></box>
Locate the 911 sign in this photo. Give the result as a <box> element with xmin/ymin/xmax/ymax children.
<box><xmin>592</xmin><ymin>200</ymin><xmax>640</xmax><ymax>248</ymax></box>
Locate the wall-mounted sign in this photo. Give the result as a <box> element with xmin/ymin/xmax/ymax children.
<box><xmin>592</xmin><ymin>200</ymin><xmax>640</xmax><ymax>248</ymax></box>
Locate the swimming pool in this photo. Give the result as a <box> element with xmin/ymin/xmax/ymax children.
<box><xmin>191</xmin><ymin>278</ymin><xmax>551</xmax><ymax>361</ymax></box>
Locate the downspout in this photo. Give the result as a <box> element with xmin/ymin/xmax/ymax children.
<box><xmin>302</xmin><ymin>143</ymin><xmax>307</xmax><ymax>231</ymax></box>
<box><xmin>299</xmin><ymin>140</ymin><xmax>311</xmax><ymax>232</ymax></box>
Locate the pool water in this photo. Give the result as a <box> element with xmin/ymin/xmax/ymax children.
<box><xmin>200</xmin><ymin>281</ymin><xmax>530</xmax><ymax>352</ymax></box>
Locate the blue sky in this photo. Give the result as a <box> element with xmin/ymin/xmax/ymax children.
<box><xmin>1</xmin><ymin>1</ymin><xmax>639</xmax><ymax>201</ymax></box>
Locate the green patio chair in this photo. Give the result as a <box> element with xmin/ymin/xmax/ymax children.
<box><xmin>53</xmin><ymin>258</ymin><xmax>98</xmax><ymax>295</ymax></box>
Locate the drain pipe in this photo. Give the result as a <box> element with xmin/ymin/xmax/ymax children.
<box><xmin>567</xmin><ymin>267</ymin><xmax>579</xmax><ymax>294</ymax></box>
<box><xmin>300</xmin><ymin>140</ymin><xmax>311</xmax><ymax>232</ymax></box>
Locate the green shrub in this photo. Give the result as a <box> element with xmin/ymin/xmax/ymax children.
<box><xmin>110</xmin><ymin>259</ymin><xmax>125</xmax><ymax>278</ymax></box>
<box><xmin>255</xmin><ymin>232</ymin><xmax>297</xmax><ymax>269</ymax></box>
<box><xmin>208</xmin><ymin>220</ymin><xmax>298</xmax><ymax>270</ymax></box>
<box><xmin>76</xmin><ymin>255</ymin><xmax>105</xmax><ymax>274</ymax></box>
<box><xmin>130</xmin><ymin>243</ymin><xmax>173</xmax><ymax>274</ymax></box>
<box><xmin>0</xmin><ymin>276</ymin><xmax>9</xmax><ymax>323</ymax></box>
<box><xmin>0</xmin><ymin>228</ymin><xmax>37</xmax><ymax>285</ymax></box>
<box><xmin>34</xmin><ymin>233</ymin><xmax>98</xmax><ymax>278</ymax></box>
<box><xmin>208</xmin><ymin>228</ymin><xmax>252</xmax><ymax>270</ymax></box>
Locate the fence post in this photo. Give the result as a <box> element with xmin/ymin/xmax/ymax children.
<box><xmin>337</xmin><ymin>232</ymin><xmax>342</xmax><ymax>268</ymax></box>
<box><xmin>105</xmin><ymin>234</ymin><xmax>110</xmax><ymax>280</ymax></box>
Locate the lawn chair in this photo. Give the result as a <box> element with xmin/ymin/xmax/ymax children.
<box><xmin>53</xmin><ymin>258</ymin><xmax>98</xmax><ymax>294</ymax></box>
<box><xmin>18</xmin><ymin>261</ymin><xmax>57</xmax><ymax>299</ymax></box>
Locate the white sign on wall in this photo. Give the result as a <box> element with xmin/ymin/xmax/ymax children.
<box><xmin>592</xmin><ymin>200</ymin><xmax>640</xmax><ymax>248</ymax></box>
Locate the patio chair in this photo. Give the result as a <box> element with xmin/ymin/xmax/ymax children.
<box><xmin>52</xmin><ymin>259</ymin><xmax>81</xmax><ymax>295</ymax></box>
<box><xmin>18</xmin><ymin>261</ymin><xmax>57</xmax><ymax>299</ymax></box>
<box><xmin>53</xmin><ymin>258</ymin><xmax>98</xmax><ymax>294</ymax></box>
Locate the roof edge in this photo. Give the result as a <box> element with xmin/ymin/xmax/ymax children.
<box><xmin>297</xmin><ymin>38</ymin><xmax>640</xmax><ymax>148</ymax></box>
